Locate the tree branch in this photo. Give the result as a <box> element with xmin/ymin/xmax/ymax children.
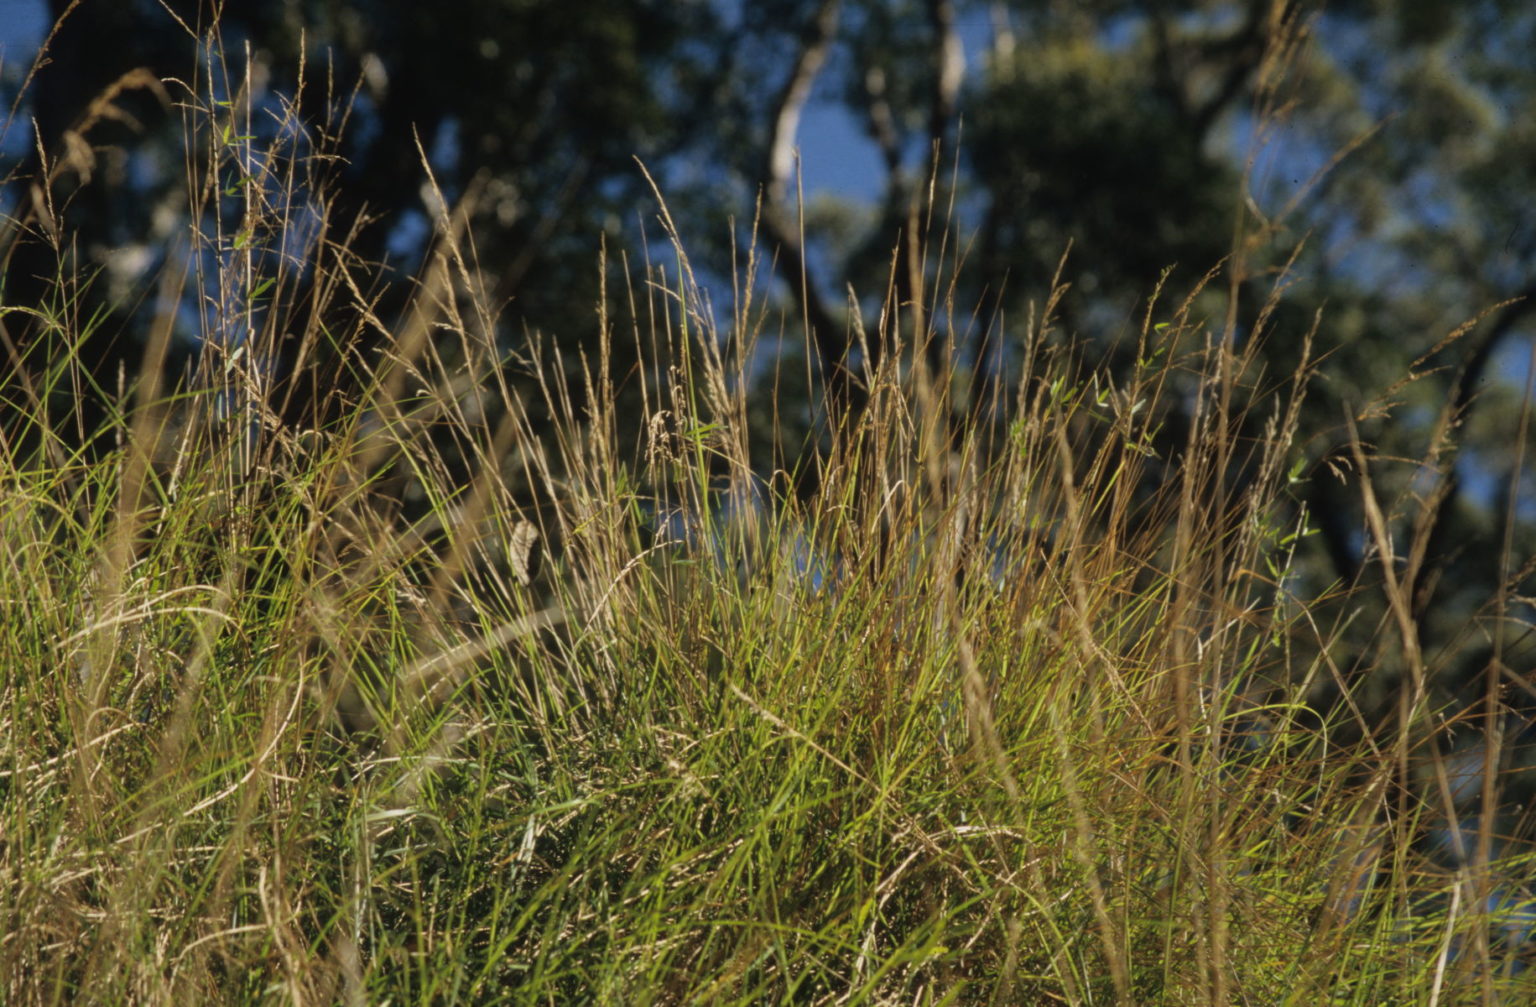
<box><xmin>761</xmin><ymin>0</ymin><xmax>861</xmax><ymax>415</ymax></box>
<box><xmin>925</xmin><ymin>0</ymin><xmax>964</xmax><ymax>157</ymax></box>
<box><xmin>765</xmin><ymin>0</ymin><xmax>841</xmax><ymax>209</ymax></box>
<box><xmin>1190</xmin><ymin>0</ymin><xmax>1270</xmax><ymax>142</ymax></box>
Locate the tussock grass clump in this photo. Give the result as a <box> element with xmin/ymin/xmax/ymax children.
<box><xmin>3</xmin><ymin>35</ymin><xmax>1532</xmax><ymax>1007</ymax></box>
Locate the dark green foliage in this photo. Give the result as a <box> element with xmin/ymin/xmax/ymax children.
<box><xmin>969</xmin><ymin>40</ymin><xmax>1237</xmax><ymax>311</ymax></box>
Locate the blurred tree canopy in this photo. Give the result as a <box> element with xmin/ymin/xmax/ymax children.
<box><xmin>3</xmin><ymin>0</ymin><xmax>1536</xmax><ymax>713</ymax></box>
